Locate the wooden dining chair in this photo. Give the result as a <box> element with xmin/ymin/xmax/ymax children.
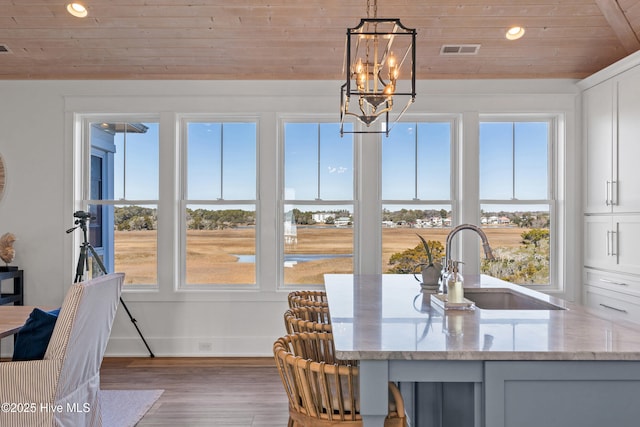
<box><xmin>273</xmin><ymin>332</ymin><xmax>406</xmax><ymax>427</ymax></box>
<box><xmin>286</xmin><ymin>305</ymin><xmax>331</xmax><ymax>324</ymax></box>
<box><xmin>276</xmin><ymin>330</ymin><xmax>358</xmax><ymax>367</ymax></box>
<box><xmin>287</xmin><ymin>290</ymin><xmax>328</xmax><ymax>309</ymax></box>
<box><xmin>284</xmin><ymin>309</ymin><xmax>332</xmax><ymax>335</ymax></box>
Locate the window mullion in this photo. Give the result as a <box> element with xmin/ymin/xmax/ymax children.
<box><xmin>219</xmin><ymin>124</ymin><xmax>224</xmax><ymax>200</ymax></box>
<box><xmin>512</xmin><ymin>121</ymin><xmax>516</xmax><ymax>200</ymax></box>
<box><xmin>123</xmin><ymin>124</ymin><xmax>127</xmax><ymax>200</ymax></box>
<box><xmin>414</xmin><ymin>123</ymin><xmax>418</xmax><ymax>200</ymax></box>
<box><xmin>316</xmin><ymin>124</ymin><xmax>321</xmax><ymax>200</ymax></box>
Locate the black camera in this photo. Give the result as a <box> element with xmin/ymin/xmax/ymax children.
<box><xmin>73</xmin><ymin>210</ymin><xmax>94</xmax><ymax>220</ymax></box>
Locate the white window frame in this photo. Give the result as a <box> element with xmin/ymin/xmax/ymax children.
<box><xmin>278</xmin><ymin>117</ymin><xmax>357</xmax><ymax>288</ymax></box>
<box><xmin>478</xmin><ymin>114</ymin><xmax>562</xmax><ymax>291</ymax></box>
<box><xmin>379</xmin><ymin>117</ymin><xmax>458</xmax><ymax>272</ymax></box>
<box><xmin>178</xmin><ymin>115</ymin><xmax>260</xmax><ymax>290</ymax></box>
<box><xmin>77</xmin><ymin>114</ymin><xmax>161</xmax><ymax>289</ymax></box>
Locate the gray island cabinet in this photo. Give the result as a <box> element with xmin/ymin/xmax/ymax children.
<box><xmin>325</xmin><ymin>274</ymin><xmax>640</xmax><ymax>427</ymax></box>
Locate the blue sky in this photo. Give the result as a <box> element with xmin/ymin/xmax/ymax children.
<box><xmin>480</xmin><ymin>122</ymin><xmax>548</xmax><ymax>200</ymax></box>
<box><xmin>108</xmin><ymin>120</ymin><xmax>549</xmax><ymax>213</ymax></box>
<box><xmin>113</xmin><ymin>123</ymin><xmax>159</xmax><ymax>201</ymax></box>
<box><xmin>382</xmin><ymin>122</ymin><xmax>452</xmax><ymax>200</ymax></box>
<box><xmin>284</xmin><ymin>123</ymin><xmax>353</xmax><ymax>201</ymax></box>
<box><xmin>186</xmin><ymin>122</ymin><xmax>256</xmax><ymax>200</ymax></box>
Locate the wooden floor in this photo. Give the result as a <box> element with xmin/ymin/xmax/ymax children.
<box><xmin>100</xmin><ymin>357</ymin><xmax>290</xmax><ymax>427</ymax></box>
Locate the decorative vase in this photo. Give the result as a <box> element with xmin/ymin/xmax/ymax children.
<box><xmin>413</xmin><ymin>262</ymin><xmax>442</xmax><ymax>292</ymax></box>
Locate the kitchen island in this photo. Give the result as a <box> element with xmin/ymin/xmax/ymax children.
<box><xmin>324</xmin><ymin>274</ymin><xmax>640</xmax><ymax>427</ymax></box>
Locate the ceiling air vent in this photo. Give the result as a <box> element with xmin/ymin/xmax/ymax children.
<box><xmin>440</xmin><ymin>44</ymin><xmax>480</xmax><ymax>55</ymax></box>
<box><xmin>0</xmin><ymin>44</ymin><xmax>11</xmax><ymax>54</ymax></box>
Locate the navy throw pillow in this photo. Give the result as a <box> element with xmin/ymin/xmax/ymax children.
<box><xmin>12</xmin><ymin>308</ymin><xmax>61</xmax><ymax>361</ymax></box>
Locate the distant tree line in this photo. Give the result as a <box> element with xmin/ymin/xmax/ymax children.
<box><xmin>186</xmin><ymin>208</ymin><xmax>254</xmax><ymax>230</ymax></box>
<box><xmin>115</xmin><ymin>205</ymin><xmax>549</xmax><ymax>236</ymax></box>
<box><xmin>115</xmin><ymin>206</ymin><xmax>351</xmax><ymax>230</ymax></box>
<box><xmin>381</xmin><ymin>208</ymin><xmax>550</xmax><ymax>229</ymax></box>
<box><xmin>113</xmin><ymin>206</ymin><xmax>255</xmax><ymax>231</ymax></box>
<box><xmin>382</xmin><ymin>209</ymin><xmax>448</xmax><ymax>224</ymax></box>
<box><xmin>291</xmin><ymin>208</ymin><xmax>351</xmax><ymax>225</ymax></box>
<box><xmin>115</xmin><ymin>206</ymin><xmax>157</xmax><ymax>231</ymax></box>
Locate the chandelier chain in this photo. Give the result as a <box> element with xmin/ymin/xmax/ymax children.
<box><xmin>366</xmin><ymin>0</ymin><xmax>377</xmax><ymax>19</ymax></box>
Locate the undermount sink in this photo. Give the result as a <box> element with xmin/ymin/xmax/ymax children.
<box><xmin>464</xmin><ymin>288</ymin><xmax>566</xmax><ymax>310</ymax></box>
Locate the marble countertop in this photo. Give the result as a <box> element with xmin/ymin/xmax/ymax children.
<box><xmin>324</xmin><ymin>274</ymin><xmax>640</xmax><ymax>361</ymax></box>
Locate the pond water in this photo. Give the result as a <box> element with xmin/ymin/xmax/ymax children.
<box><xmin>235</xmin><ymin>254</ymin><xmax>353</xmax><ymax>263</ymax></box>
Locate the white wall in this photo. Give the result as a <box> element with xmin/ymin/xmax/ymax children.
<box><xmin>0</xmin><ymin>79</ymin><xmax>581</xmax><ymax>356</ymax></box>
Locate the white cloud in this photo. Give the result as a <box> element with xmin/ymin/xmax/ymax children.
<box><xmin>328</xmin><ymin>166</ymin><xmax>348</xmax><ymax>174</ymax></box>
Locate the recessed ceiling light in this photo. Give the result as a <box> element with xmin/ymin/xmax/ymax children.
<box><xmin>66</xmin><ymin>3</ymin><xmax>88</xmax><ymax>18</ymax></box>
<box><xmin>506</xmin><ymin>26</ymin><xmax>525</xmax><ymax>41</ymax></box>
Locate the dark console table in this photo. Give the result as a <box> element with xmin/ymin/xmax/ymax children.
<box><xmin>0</xmin><ymin>268</ymin><xmax>24</xmax><ymax>306</ymax></box>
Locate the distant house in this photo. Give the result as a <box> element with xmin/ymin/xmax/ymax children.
<box><xmin>414</xmin><ymin>219</ymin><xmax>428</xmax><ymax>228</ymax></box>
<box><xmin>430</xmin><ymin>216</ymin><xmax>443</xmax><ymax>227</ymax></box>
<box><xmin>312</xmin><ymin>212</ymin><xmax>334</xmax><ymax>223</ymax></box>
<box><xmin>482</xmin><ymin>216</ymin><xmax>511</xmax><ymax>226</ymax></box>
<box><xmin>334</xmin><ymin>217</ymin><xmax>352</xmax><ymax>227</ymax></box>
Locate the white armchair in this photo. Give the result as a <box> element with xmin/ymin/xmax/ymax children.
<box><xmin>0</xmin><ymin>273</ymin><xmax>124</xmax><ymax>427</ymax></box>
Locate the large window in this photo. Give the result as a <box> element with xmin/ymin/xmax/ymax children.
<box><xmin>77</xmin><ymin>110</ymin><xmax>562</xmax><ymax>292</ymax></box>
<box><xmin>182</xmin><ymin>121</ymin><xmax>257</xmax><ymax>286</ymax></box>
<box><xmin>282</xmin><ymin>122</ymin><xmax>354</xmax><ymax>285</ymax></box>
<box><xmin>381</xmin><ymin>121</ymin><xmax>454</xmax><ymax>274</ymax></box>
<box><xmin>87</xmin><ymin>121</ymin><xmax>159</xmax><ymax>285</ymax></box>
<box><xmin>479</xmin><ymin>120</ymin><xmax>553</xmax><ymax>285</ymax></box>
<box><xmin>84</xmin><ymin>118</ymin><xmax>257</xmax><ymax>288</ymax></box>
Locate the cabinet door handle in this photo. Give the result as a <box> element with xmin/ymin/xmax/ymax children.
<box><xmin>599</xmin><ymin>279</ymin><xmax>628</xmax><ymax>286</ymax></box>
<box><xmin>611</xmin><ymin>180</ymin><xmax>618</xmax><ymax>206</ymax></box>
<box><xmin>606</xmin><ymin>230</ymin><xmax>618</xmax><ymax>257</ymax></box>
<box><xmin>599</xmin><ymin>303</ymin><xmax>628</xmax><ymax>314</ymax></box>
<box><xmin>606</xmin><ymin>181</ymin><xmax>611</xmax><ymax>206</ymax></box>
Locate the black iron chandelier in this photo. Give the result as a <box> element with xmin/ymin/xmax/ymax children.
<box><xmin>340</xmin><ymin>0</ymin><xmax>416</xmax><ymax>136</ymax></box>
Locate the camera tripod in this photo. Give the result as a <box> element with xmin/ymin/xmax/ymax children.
<box><xmin>67</xmin><ymin>211</ymin><xmax>155</xmax><ymax>357</ymax></box>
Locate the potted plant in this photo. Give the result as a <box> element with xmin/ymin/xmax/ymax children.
<box><xmin>413</xmin><ymin>233</ymin><xmax>443</xmax><ymax>290</ymax></box>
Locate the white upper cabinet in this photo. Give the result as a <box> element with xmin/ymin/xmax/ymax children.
<box><xmin>616</xmin><ymin>68</ymin><xmax>640</xmax><ymax>212</ymax></box>
<box><xmin>584</xmin><ymin>68</ymin><xmax>640</xmax><ymax>214</ymax></box>
<box><xmin>584</xmin><ymin>80</ymin><xmax>614</xmax><ymax>213</ymax></box>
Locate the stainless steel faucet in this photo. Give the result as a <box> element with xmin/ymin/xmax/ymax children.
<box><xmin>440</xmin><ymin>223</ymin><xmax>495</xmax><ymax>293</ymax></box>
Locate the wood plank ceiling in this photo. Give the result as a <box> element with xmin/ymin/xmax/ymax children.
<box><xmin>0</xmin><ymin>0</ymin><xmax>639</xmax><ymax>80</ymax></box>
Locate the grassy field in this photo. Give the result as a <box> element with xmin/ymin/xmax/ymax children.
<box><xmin>113</xmin><ymin>226</ymin><xmax>529</xmax><ymax>285</ymax></box>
